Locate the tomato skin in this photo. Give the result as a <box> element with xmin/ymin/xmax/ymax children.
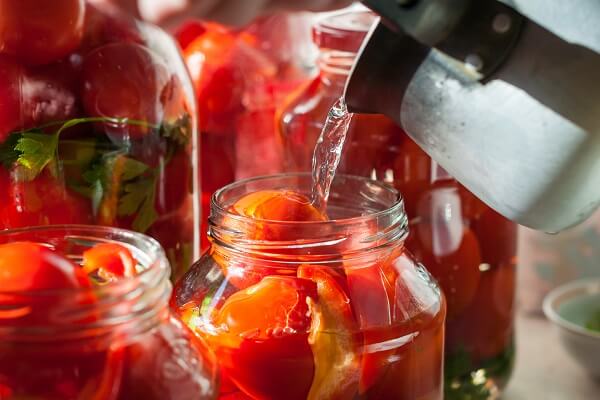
<box><xmin>0</xmin><ymin>242</ymin><xmax>90</xmax><ymax>292</ymax></box>
<box><xmin>0</xmin><ymin>0</ymin><xmax>85</xmax><ymax>65</ymax></box>
<box><xmin>0</xmin><ymin>171</ymin><xmax>93</xmax><ymax>229</ymax></box>
<box><xmin>183</xmin><ymin>23</ymin><xmax>244</xmax><ymax>135</ymax></box>
<box><xmin>80</xmin><ymin>3</ymin><xmax>143</xmax><ymax>53</ymax></box>
<box><xmin>218</xmin><ymin>190</ymin><xmax>326</xmax><ymax>288</ymax></box>
<box><xmin>81</xmin><ymin>42</ymin><xmax>170</xmax><ymax>139</ymax></box>
<box><xmin>82</xmin><ymin>243</ymin><xmax>136</xmax><ymax>279</ymax></box>
<box><xmin>0</xmin><ymin>56</ymin><xmax>81</xmax><ymax>143</ymax></box>
<box><xmin>209</xmin><ymin>276</ymin><xmax>316</xmax><ymax>400</ymax></box>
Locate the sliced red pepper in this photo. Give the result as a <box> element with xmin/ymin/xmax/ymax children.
<box><xmin>210</xmin><ymin>275</ymin><xmax>317</xmax><ymax>400</ymax></box>
<box><xmin>297</xmin><ymin>264</ymin><xmax>361</xmax><ymax>400</ymax></box>
<box><xmin>82</xmin><ymin>243</ymin><xmax>137</xmax><ymax>281</ymax></box>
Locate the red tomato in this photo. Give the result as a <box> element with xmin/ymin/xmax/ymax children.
<box><xmin>0</xmin><ymin>242</ymin><xmax>90</xmax><ymax>292</ymax></box>
<box><xmin>80</xmin><ymin>3</ymin><xmax>143</xmax><ymax>53</ymax></box>
<box><xmin>174</xmin><ymin>20</ymin><xmax>208</xmax><ymax>51</ymax></box>
<box><xmin>471</xmin><ymin>207</ymin><xmax>518</xmax><ymax>267</ymax></box>
<box><xmin>183</xmin><ymin>23</ymin><xmax>244</xmax><ymax>135</ymax></box>
<box><xmin>408</xmin><ymin>224</ymin><xmax>481</xmax><ymax>320</ymax></box>
<box><xmin>82</xmin><ymin>243</ymin><xmax>137</xmax><ymax>280</ymax></box>
<box><xmin>0</xmin><ymin>57</ymin><xmax>81</xmax><ymax>142</ymax></box>
<box><xmin>81</xmin><ymin>43</ymin><xmax>170</xmax><ymax>139</ymax></box>
<box><xmin>446</xmin><ymin>263</ymin><xmax>516</xmax><ymax>362</ymax></box>
<box><xmin>211</xmin><ymin>276</ymin><xmax>317</xmax><ymax>400</ymax></box>
<box><xmin>216</xmin><ymin>190</ymin><xmax>327</xmax><ymax>288</ymax></box>
<box><xmin>22</xmin><ymin>62</ymin><xmax>80</xmax><ymax>128</ymax></box>
<box><xmin>0</xmin><ymin>0</ymin><xmax>85</xmax><ymax>65</ymax></box>
<box><xmin>0</xmin><ymin>171</ymin><xmax>92</xmax><ymax>229</ymax></box>
<box><xmin>231</xmin><ymin>190</ymin><xmax>326</xmax><ymax>224</ymax></box>
<box><xmin>0</xmin><ymin>56</ymin><xmax>23</xmax><ymax>142</ymax></box>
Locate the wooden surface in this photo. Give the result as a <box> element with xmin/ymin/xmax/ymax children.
<box><xmin>503</xmin><ymin>311</ymin><xmax>600</xmax><ymax>399</ymax></box>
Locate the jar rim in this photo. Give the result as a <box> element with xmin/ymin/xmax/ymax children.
<box><xmin>0</xmin><ymin>225</ymin><xmax>172</xmax><ymax>341</ymax></box>
<box><xmin>0</xmin><ymin>224</ymin><xmax>169</xmax><ymax>295</ymax></box>
<box><xmin>211</xmin><ymin>172</ymin><xmax>406</xmax><ymax>228</ymax></box>
<box><xmin>208</xmin><ymin>173</ymin><xmax>409</xmax><ymax>263</ymax></box>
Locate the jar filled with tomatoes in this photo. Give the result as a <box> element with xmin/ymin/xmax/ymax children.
<box><xmin>278</xmin><ymin>11</ymin><xmax>518</xmax><ymax>398</ymax></box>
<box><xmin>172</xmin><ymin>174</ymin><xmax>446</xmax><ymax>400</ymax></box>
<box><xmin>0</xmin><ymin>0</ymin><xmax>198</xmax><ymax>279</ymax></box>
<box><xmin>175</xmin><ymin>14</ymin><xmax>315</xmax><ymax>250</ymax></box>
<box><xmin>0</xmin><ymin>225</ymin><xmax>219</xmax><ymax>399</ymax></box>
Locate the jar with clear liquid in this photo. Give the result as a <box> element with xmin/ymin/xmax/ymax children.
<box><xmin>172</xmin><ymin>174</ymin><xmax>445</xmax><ymax>399</ymax></box>
<box><xmin>278</xmin><ymin>11</ymin><xmax>518</xmax><ymax>397</ymax></box>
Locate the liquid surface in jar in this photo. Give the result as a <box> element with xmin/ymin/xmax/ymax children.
<box><xmin>175</xmin><ymin>189</ymin><xmax>445</xmax><ymax>400</ymax></box>
<box><xmin>0</xmin><ymin>240</ymin><xmax>218</xmax><ymax>400</ymax></box>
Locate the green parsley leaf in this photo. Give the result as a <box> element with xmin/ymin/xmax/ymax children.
<box><xmin>121</xmin><ymin>157</ymin><xmax>149</xmax><ymax>181</ymax></box>
<box><xmin>15</xmin><ymin>132</ymin><xmax>59</xmax><ymax>180</ymax></box>
<box><xmin>585</xmin><ymin>309</ymin><xmax>600</xmax><ymax>333</ymax></box>
<box><xmin>118</xmin><ymin>175</ymin><xmax>157</xmax><ymax>233</ymax></box>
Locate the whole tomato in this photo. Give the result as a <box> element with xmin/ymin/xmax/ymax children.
<box><xmin>81</xmin><ymin>42</ymin><xmax>170</xmax><ymax>139</ymax></box>
<box><xmin>210</xmin><ymin>276</ymin><xmax>317</xmax><ymax>400</ymax></box>
<box><xmin>0</xmin><ymin>56</ymin><xmax>80</xmax><ymax>143</ymax></box>
<box><xmin>0</xmin><ymin>170</ymin><xmax>92</xmax><ymax>229</ymax></box>
<box><xmin>0</xmin><ymin>0</ymin><xmax>85</xmax><ymax>65</ymax></box>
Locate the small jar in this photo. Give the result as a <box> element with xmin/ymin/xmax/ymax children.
<box><xmin>278</xmin><ymin>11</ymin><xmax>518</xmax><ymax>397</ymax></box>
<box><xmin>172</xmin><ymin>174</ymin><xmax>445</xmax><ymax>400</ymax></box>
<box><xmin>0</xmin><ymin>226</ymin><xmax>218</xmax><ymax>400</ymax></box>
<box><xmin>0</xmin><ymin>1</ymin><xmax>199</xmax><ymax>279</ymax></box>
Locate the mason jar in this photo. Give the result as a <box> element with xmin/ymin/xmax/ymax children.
<box><xmin>278</xmin><ymin>11</ymin><xmax>518</xmax><ymax>397</ymax></box>
<box><xmin>0</xmin><ymin>225</ymin><xmax>218</xmax><ymax>399</ymax></box>
<box><xmin>0</xmin><ymin>1</ymin><xmax>199</xmax><ymax>279</ymax></box>
<box><xmin>172</xmin><ymin>174</ymin><xmax>445</xmax><ymax>400</ymax></box>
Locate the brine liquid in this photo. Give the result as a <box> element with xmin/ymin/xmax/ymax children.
<box><xmin>310</xmin><ymin>98</ymin><xmax>353</xmax><ymax>211</ymax></box>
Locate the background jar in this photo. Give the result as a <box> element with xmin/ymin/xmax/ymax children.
<box><xmin>278</xmin><ymin>11</ymin><xmax>518</xmax><ymax>397</ymax></box>
<box><xmin>0</xmin><ymin>225</ymin><xmax>219</xmax><ymax>400</ymax></box>
<box><xmin>172</xmin><ymin>173</ymin><xmax>445</xmax><ymax>400</ymax></box>
<box><xmin>0</xmin><ymin>1</ymin><xmax>199</xmax><ymax>279</ymax></box>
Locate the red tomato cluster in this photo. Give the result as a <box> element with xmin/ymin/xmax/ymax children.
<box><xmin>175</xmin><ymin>18</ymin><xmax>311</xmax><ymax>250</ymax></box>
<box><xmin>0</xmin><ymin>1</ymin><xmax>195</xmax><ymax>279</ymax></box>
<box><xmin>174</xmin><ymin>189</ymin><xmax>445</xmax><ymax>399</ymax></box>
<box><xmin>0</xmin><ymin>240</ymin><xmax>218</xmax><ymax>399</ymax></box>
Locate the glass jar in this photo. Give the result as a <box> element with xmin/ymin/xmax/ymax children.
<box><xmin>0</xmin><ymin>1</ymin><xmax>199</xmax><ymax>280</ymax></box>
<box><xmin>175</xmin><ymin>14</ymin><xmax>315</xmax><ymax>250</ymax></box>
<box><xmin>278</xmin><ymin>11</ymin><xmax>518</xmax><ymax>397</ymax></box>
<box><xmin>0</xmin><ymin>225</ymin><xmax>218</xmax><ymax>399</ymax></box>
<box><xmin>172</xmin><ymin>174</ymin><xmax>445</xmax><ymax>400</ymax></box>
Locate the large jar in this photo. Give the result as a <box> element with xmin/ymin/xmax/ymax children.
<box><xmin>0</xmin><ymin>225</ymin><xmax>218</xmax><ymax>399</ymax></box>
<box><xmin>175</xmin><ymin>14</ymin><xmax>315</xmax><ymax>250</ymax></box>
<box><xmin>172</xmin><ymin>174</ymin><xmax>445</xmax><ymax>400</ymax></box>
<box><xmin>0</xmin><ymin>1</ymin><xmax>198</xmax><ymax>279</ymax></box>
<box><xmin>278</xmin><ymin>11</ymin><xmax>518</xmax><ymax>398</ymax></box>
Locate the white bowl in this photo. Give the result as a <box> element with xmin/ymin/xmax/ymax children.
<box><xmin>543</xmin><ymin>278</ymin><xmax>600</xmax><ymax>377</ymax></box>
